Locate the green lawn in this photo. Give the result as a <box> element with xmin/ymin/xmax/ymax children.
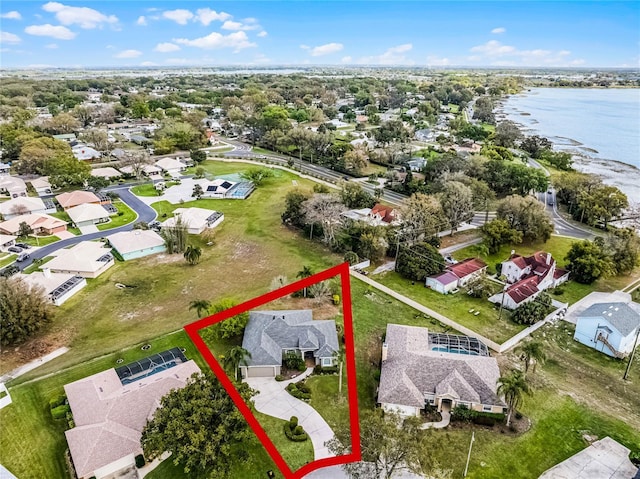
<box><xmin>22</xmin><ymin>235</ymin><xmax>60</xmax><ymax>247</ymax></box>
<box><xmin>255</xmin><ymin>412</ymin><xmax>314</xmax><ymax>471</ymax></box>
<box><xmin>374</xmin><ymin>271</ymin><xmax>525</xmax><ymax>344</ymax></box>
<box><xmin>130</xmin><ymin>183</ymin><xmax>159</xmax><ymax>197</ymax></box>
<box><xmin>306</xmin><ymin>374</ymin><xmax>350</xmax><ymax>433</ymax></box>
<box><xmin>0</xmin><ymin>253</ymin><xmax>16</xmax><ymax>268</ymax></box>
<box><xmin>22</xmin><ymin>256</ymin><xmax>53</xmax><ymax>274</ymax></box>
<box><xmin>97</xmin><ymin>201</ymin><xmax>137</xmax><ymax>230</ymax></box>
<box><xmin>50</xmin><ymin>211</ymin><xmax>81</xmax><ymax>235</ymax></box>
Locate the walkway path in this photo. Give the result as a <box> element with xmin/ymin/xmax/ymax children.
<box><xmin>420</xmin><ymin>409</ymin><xmax>451</xmax><ymax>429</ymax></box>
<box><xmin>245</xmin><ymin>368</ymin><xmax>336</xmax><ymax>460</ymax></box>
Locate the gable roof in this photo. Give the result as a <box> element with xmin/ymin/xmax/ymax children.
<box><xmin>378</xmin><ymin>324</ymin><xmax>504</xmax><ymax>409</ymax></box>
<box><xmin>91</xmin><ymin>167</ymin><xmax>122</xmax><ymax>178</ymax></box>
<box><xmin>429</xmin><ymin>271</ymin><xmax>459</xmax><ymax>286</ymax></box>
<box><xmin>447</xmin><ymin>258</ymin><xmax>487</xmax><ymax>279</ymax></box>
<box><xmin>64</xmin><ymin>360</ymin><xmax>200</xmax><ymax>478</ymax></box>
<box><xmin>0</xmin><ymin>213</ymin><xmax>66</xmax><ymax>235</ymax></box>
<box><xmin>0</xmin><ymin>197</ymin><xmax>46</xmax><ymax>216</ymax></box>
<box><xmin>155</xmin><ymin>157</ymin><xmax>185</xmax><ymax>171</ymax></box>
<box><xmin>506</xmin><ymin>276</ymin><xmax>540</xmax><ymax>305</ymax></box>
<box><xmin>46</xmin><ymin>241</ymin><xmax>113</xmax><ymax>274</ymax></box>
<box><xmin>66</xmin><ymin>203</ymin><xmax>110</xmax><ymax>223</ymax></box>
<box><xmin>370</xmin><ymin>203</ymin><xmax>397</xmax><ymax>223</ymax></box>
<box><xmin>242</xmin><ymin>310</ymin><xmax>339</xmax><ymax>366</ymax></box>
<box><xmin>108</xmin><ymin>230</ymin><xmax>165</xmax><ymax>255</ymax></box>
<box><xmin>579</xmin><ymin>302</ymin><xmax>640</xmax><ymax>337</ymax></box>
<box><xmin>56</xmin><ymin>191</ymin><xmax>101</xmax><ymax>209</ymax></box>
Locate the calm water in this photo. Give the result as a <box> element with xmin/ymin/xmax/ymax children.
<box><xmin>500</xmin><ymin>88</ymin><xmax>640</xmax><ymax>199</ymax></box>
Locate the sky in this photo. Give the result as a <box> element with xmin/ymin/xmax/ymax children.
<box><xmin>0</xmin><ymin>1</ymin><xmax>638</xmax><ymax>69</ymax></box>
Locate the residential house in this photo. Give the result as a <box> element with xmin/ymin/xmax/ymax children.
<box><xmin>17</xmin><ymin>270</ymin><xmax>87</xmax><ymax>306</ymax></box>
<box><xmin>240</xmin><ymin>310</ymin><xmax>339</xmax><ymax>378</ymax></box>
<box><xmin>64</xmin><ymin>350</ymin><xmax>200</xmax><ymax>479</ymax></box>
<box><xmin>488</xmin><ymin>251</ymin><xmax>569</xmax><ymax>310</ymax></box>
<box><xmin>0</xmin><ymin>213</ymin><xmax>67</xmax><ymax>236</ymax></box>
<box><xmin>407</xmin><ymin>157</ymin><xmax>427</xmax><ymax>172</ymax></box>
<box><xmin>0</xmin><ymin>163</ymin><xmax>10</xmax><ymax>175</ymax></box>
<box><xmin>377</xmin><ymin>324</ymin><xmax>505</xmax><ymax>417</ymax></box>
<box><xmin>66</xmin><ymin>204</ymin><xmax>111</xmax><ymax>228</ymax></box>
<box><xmin>161</xmin><ymin>207</ymin><xmax>224</xmax><ymax>235</ymax></box>
<box><xmin>0</xmin><ymin>234</ymin><xmax>16</xmax><ymax>251</ymax></box>
<box><xmin>119</xmin><ymin>164</ymin><xmax>162</xmax><ymax>179</ymax></box>
<box><xmin>341</xmin><ymin>203</ymin><xmax>400</xmax><ymax>227</ymax></box>
<box><xmin>0</xmin><ymin>176</ymin><xmax>27</xmax><ymax>198</ymax></box>
<box><xmin>415</xmin><ymin>129</ymin><xmax>433</xmax><ymax>142</ymax></box>
<box><xmin>52</xmin><ymin>133</ymin><xmax>77</xmax><ymax>143</ymax></box>
<box><xmin>426</xmin><ymin>258</ymin><xmax>488</xmax><ymax>295</ymax></box>
<box><xmin>46</xmin><ymin>241</ymin><xmax>114</xmax><ymax>278</ymax></box>
<box><xmin>91</xmin><ymin>167</ymin><xmax>122</xmax><ymax>180</ymax></box>
<box><xmin>108</xmin><ymin>230</ymin><xmax>166</xmax><ymax>261</ymax></box>
<box><xmin>30</xmin><ymin>177</ymin><xmax>53</xmax><ymax>196</ymax></box>
<box><xmin>56</xmin><ymin>191</ymin><xmax>103</xmax><ymax>210</ymax></box>
<box><xmin>201</xmin><ymin>178</ymin><xmax>236</xmax><ymax>198</ymax></box>
<box><xmin>155</xmin><ymin>157</ymin><xmax>186</xmax><ymax>175</ymax></box>
<box><xmin>574</xmin><ymin>302</ymin><xmax>640</xmax><ymax>358</ymax></box>
<box><xmin>0</xmin><ymin>197</ymin><xmax>54</xmax><ymax>220</ymax></box>
<box><xmin>72</xmin><ymin>144</ymin><xmax>101</xmax><ymax>161</ymax></box>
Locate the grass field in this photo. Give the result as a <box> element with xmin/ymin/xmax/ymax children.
<box><xmin>130</xmin><ymin>183</ymin><xmax>159</xmax><ymax>197</ymax></box>
<box><xmin>0</xmin><ymin>253</ymin><xmax>16</xmax><ymax>268</ymax></box>
<box><xmin>22</xmin><ymin>235</ymin><xmax>60</xmax><ymax>247</ymax></box>
<box><xmin>22</xmin><ymin>256</ymin><xmax>53</xmax><ymax>274</ymax></box>
<box><xmin>374</xmin><ymin>271</ymin><xmax>524</xmax><ymax>344</ymax></box>
<box><xmin>50</xmin><ymin>211</ymin><xmax>81</xmax><ymax>235</ymax></box>
<box><xmin>97</xmin><ymin>201</ymin><xmax>137</xmax><ymax>230</ymax></box>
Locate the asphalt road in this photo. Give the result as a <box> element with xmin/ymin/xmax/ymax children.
<box><xmin>15</xmin><ymin>187</ymin><xmax>157</xmax><ymax>271</ymax></box>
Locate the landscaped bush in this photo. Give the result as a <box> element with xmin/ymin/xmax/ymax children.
<box><xmin>285</xmin><ymin>382</ymin><xmax>311</xmax><ymax>400</ymax></box>
<box><xmin>313</xmin><ymin>365</ymin><xmax>338</xmax><ymax>375</ymax></box>
<box><xmin>49</xmin><ymin>394</ymin><xmax>67</xmax><ymax>409</ymax></box>
<box><xmin>135</xmin><ymin>454</ymin><xmax>146</xmax><ymax>468</ymax></box>
<box><xmin>51</xmin><ymin>404</ymin><xmax>71</xmax><ymax>420</ymax></box>
<box><xmin>275</xmin><ymin>374</ymin><xmax>285</xmax><ymax>382</ymax></box>
<box><xmin>451</xmin><ymin>405</ymin><xmax>505</xmax><ymax>426</ymax></box>
<box><xmin>283</xmin><ymin>351</ymin><xmax>305</xmax><ymax>371</ymax></box>
<box><xmin>283</xmin><ymin>416</ymin><xmax>308</xmax><ymax>442</ymax></box>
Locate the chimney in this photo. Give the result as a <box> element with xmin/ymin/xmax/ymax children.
<box><xmin>546</xmin><ymin>252</ymin><xmax>551</xmax><ymax>265</ymax></box>
<box><xmin>43</xmin><ymin>268</ymin><xmax>51</xmax><ymax>278</ymax></box>
<box><xmin>381</xmin><ymin>343</ymin><xmax>388</xmax><ymax>361</ymax></box>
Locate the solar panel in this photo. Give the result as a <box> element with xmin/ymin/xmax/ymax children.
<box><xmin>97</xmin><ymin>253</ymin><xmax>113</xmax><ymax>262</ymax></box>
<box><xmin>50</xmin><ymin>275</ymin><xmax>84</xmax><ymax>300</ymax></box>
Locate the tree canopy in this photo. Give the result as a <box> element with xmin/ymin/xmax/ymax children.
<box><xmin>1</xmin><ymin>276</ymin><xmax>54</xmax><ymax>346</ymax></box>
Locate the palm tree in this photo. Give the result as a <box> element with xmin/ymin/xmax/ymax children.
<box><xmin>189</xmin><ymin>299</ymin><xmax>211</xmax><ymax>318</ymax></box>
<box><xmin>223</xmin><ymin>346</ymin><xmax>252</xmax><ymax>381</ymax></box>
<box><xmin>183</xmin><ymin>245</ymin><xmax>202</xmax><ymax>265</ymax></box>
<box><xmin>497</xmin><ymin>369</ymin><xmax>531</xmax><ymax>427</ymax></box>
<box><xmin>296</xmin><ymin>265</ymin><xmax>313</xmax><ymax>297</ymax></box>
<box><xmin>516</xmin><ymin>340</ymin><xmax>546</xmax><ymax>374</ymax></box>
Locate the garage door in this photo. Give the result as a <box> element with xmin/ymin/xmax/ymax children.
<box><xmin>246</xmin><ymin>366</ymin><xmax>275</xmax><ymax>377</ymax></box>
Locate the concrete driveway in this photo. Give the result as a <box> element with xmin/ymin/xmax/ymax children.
<box><xmin>246</xmin><ymin>369</ymin><xmax>336</xmax><ymax>460</ymax></box>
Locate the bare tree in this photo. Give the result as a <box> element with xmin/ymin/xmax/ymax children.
<box><xmin>121</xmin><ymin>150</ymin><xmax>152</xmax><ymax>179</ymax></box>
<box><xmin>302</xmin><ymin>194</ymin><xmax>344</xmax><ymax>246</ymax></box>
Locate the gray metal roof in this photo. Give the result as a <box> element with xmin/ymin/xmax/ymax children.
<box><xmin>241</xmin><ymin>310</ymin><xmax>339</xmax><ymax>366</ymax></box>
<box><xmin>579</xmin><ymin>302</ymin><xmax>640</xmax><ymax>337</ymax></box>
<box><xmin>378</xmin><ymin>324</ymin><xmax>505</xmax><ymax>409</ymax></box>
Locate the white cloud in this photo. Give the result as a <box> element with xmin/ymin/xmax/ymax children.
<box><xmin>27</xmin><ymin>63</ymin><xmax>55</xmax><ymax>68</ymax></box>
<box><xmin>154</xmin><ymin>42</ymin><xmax>180</xmax><ymax>53</ymax></box>
<box><xmin>162</xmin><ymin>9</ymin><xmax>193</xmax><ymax>25</ymax></box>
<box><xmin>491</xmin><ymin>27</ymin><xmax>506</xmax><ymax>34</ymax></box>
<box><xmin>174</xmin><ymin>31</ymin><xmax>256</xmax><ymax>51</ymax></box>
<box><xmin>309</xmin><ymin>42</ymin><xmax>343</xmax><ymax>57</ymax></box>
<box><xmin>427</xmin><ymin>55</ymin><xmax>451</xmax><ymax>66</ymax></box>
<box><xmin>300</xmin><ymin>44</ymin><xmax>310</xmax><ymax>50</ymax></box>
<box><xmin>357</xmin><ymin>43</ymin><xmax>414</xmax><ymax>65</ymax></box>
<box><xmin>136</xmin><ymin>16</ymin><xmax>147</xmax><ymax>26</ymax></box>
<box><xmin>1</xmin><ymin>11</ymin><xmax>22</xmax><ymax>20</ymax></box>
<box><xmin>469</xmin><ymin>40</ymin><xmax>584</xmax><ymax>66</ymax></box>
<box><xmin>341</xmin><ymin>56</ymin><xmax>352</xmax><ymax>63</ymax></box>
<box><xmin>251</xmin><ymin>53</ymin><xmax>270</xmax><ymax>64</ymax></box>
<box><xmin>42</xmin><ymin>2</ymin><xmax>117</xmax><ymax>29</ymax></box>
<box><xmin>114</xmin><ymin>49</ymin><xmax>142</xmax><ymax>58</ymax></box>
<box><xmin>0</xmin><ymin>31</ymin><xmax>22</xmax><ymax>44</ymax></box>
<box><xmin>45</xmin><ymin>43</ymin><xmax>58</xmax><ymax>49</ymax></box>
<box><xmin>195</xmin><ymin>8</ymin><xmax>231</xmax><ymax>25</ymax></box>
<box><xmin>257</xmin><ymin>31</ymin><xmax>268</xmax><ymax>38</ymax></box>
<box><xmin>24</xmin><ymin>24</ymin><xmax>76</xmax><ymax>40</ymax></box>
<box><xmin>140</xmin><ymin>61</ymin><xmax>157</xmax><ymax>66</ymax></box>
<box><xmin>165</xmin><ymin>57</ymin><xmax>194</xmax><ymax>65</ymax></box>
<box><xmin>221</xmin><ymin>20</ymin><xmax>260</xmax><ymax>31</ymax></box>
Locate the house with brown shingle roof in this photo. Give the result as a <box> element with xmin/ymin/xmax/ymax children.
<box><xmin>378</xmin><ymin>324</ymin><xmax>505</xmax><ymax>417</ymax></box>
<box><xmin>426</xmin><ymin>258</ymin><xmax>487</xmax><ymax>294</ymax></box>
<box><xmin>64</xmin><ymin>352</ymin><xmax>200</xmax><ymax>479</ymax></box>
<box><xmin>488</xmin><ymin>251</ymin><xmax>569</xmax><ymax>310</ymax></box>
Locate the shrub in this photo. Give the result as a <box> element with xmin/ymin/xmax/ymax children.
<box><xmin>117</xmin><ymin>211</ymin><xmax>124</xmax><ymax>217</ymax></box>
<box><xmin>283</xmin><ymin>416</ymin><xmax>308</xmax><ymax>442</ymax></box>
<box><xmin>552</xmin><ymin>287</ymin><xmax>565</xmax><ymax>296</ymax></box>
<box><xmin>297</xmin><ymin>382</ymin><xmax>311</xmax><ymax>394</ymax></box>
<box><xmin>275</xmin><ymin>374</ymin><xmax>285</xmax><ymax>382</ymax></box>
<box><xmin>451</xmin><ymin>405</ymin><xmax>505</xmax><ymax>426</ymax></box>
<box><xmin>285</xmin><ymin>383</ymin><xmax>311</xmax><ymax>400</ymax></box>
<box><xmin>51</xmin><ymin>404</ymin><xmax>71</xmax><ymax>420</ymax></box>
<box><xmin>283</xmin><ymin>351</ymin><xmax>305</xmax><ymax>371</ymax></box>
<box><xmin>49</xmin><ymin>394</ymin><xmax>67</xmax><ymax>409</ymax></box>
<box><xmin>289</xmin><ymin>416</ymin><xmax>298</xmax><ymax>427</ymax></box>
<box><xmin>135</xmin><ymin>454</ymin><xmax>145</xmax><ymax>468</ymax></box>
<box><xmin>313</xmin><ymin>365</ymin><xmax>338</xmax><ymax>375</ymax></box>
<box><xmin>515</xmin><ymin>411</ymin><xmax>523</xmax><ymax>420</ymax></box>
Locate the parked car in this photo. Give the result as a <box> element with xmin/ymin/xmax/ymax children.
<box><xmin>16</xmin><ymin>252</ymin><xmax>30</xmax><ymax>262</ymax></box>
<box><xmin>444</xmin><ymin>255</ymin><xmax>458</xmax><ymax>265</ymax></box>
<box><xmin>7</xmin><ymin>246</ymin><xmax>23</xmax><ymax>254</ymax></box>
<box><xmin>14</xmin><ymin>243</ymin><xmax>31</xmax><ymax>249</ymax></box>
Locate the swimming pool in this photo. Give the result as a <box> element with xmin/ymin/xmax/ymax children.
<box><xmin>120</xmin><ymin>360</ymin><xmax>178</xmax><ymax>385</ymax></box>
<box><xmin>431</xmin><ymin>346</ymin><xmax>479</xmax><ymax>356</ymax></box>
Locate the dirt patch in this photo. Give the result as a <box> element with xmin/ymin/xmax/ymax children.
<box><xmin>1</xmin><ymin>327</ymin><xmax>74</xmax><ymax>373</ymax></box>
<box><xmin>231</xmin><ymin>241</ymin><xmax>259</xmax><ymax>260</ymax></box>
<box><xmin>266</xmin><ymin>296</ymin><xmax>340</xmax><ymax>320</ymax></box>
<box><xmin>439</xmin><ymin>230</ymin><xmax>481</xmax><ymax>249</ymax></box>
<box><xmin>147</xmin><ymin>253</ymin><xmax>184</xmax><ymax>265</ymax></box>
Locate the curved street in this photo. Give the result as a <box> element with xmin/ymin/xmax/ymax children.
<box><xmin>16</xmin><ymin>187</ymin><xmax>157</xmax><ymax>271</ymax></box>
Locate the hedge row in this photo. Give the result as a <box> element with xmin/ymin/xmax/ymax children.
<box><xmin>313</xmin><ymin>365</ymin><xmax>338</xmax><ymax>375</ymax></box>
<box><xmin>286</xmin><ymin>382</ymin><xmax>311</xmax><ymax>400</ymax></box>
<box><xmin>451</xmin><ymin>405</ymin><xmax>505</xmax><ymax>426</ymax></box>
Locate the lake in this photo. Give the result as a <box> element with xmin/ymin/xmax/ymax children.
<box><xmin>499</xmin><ymin>88</ymin><xmax>640</xmax><ymax>199</ymax></box>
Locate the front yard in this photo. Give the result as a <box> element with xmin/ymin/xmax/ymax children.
<box><xmin>97</xmin><ymin>201</ymin><xmax>137</xmax><ymax>230</ymax></box>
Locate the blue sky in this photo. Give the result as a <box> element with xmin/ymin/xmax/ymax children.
<box><xmin>1</xmin><ymin>1</ymin><xmax>638</xmax><ymax>68</ymax></box>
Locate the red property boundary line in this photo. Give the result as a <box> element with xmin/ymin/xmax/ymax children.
<box><xmin>184</xmin><ymin>262</ymin><xmax>361</xmax><ymax>478</ymax></box>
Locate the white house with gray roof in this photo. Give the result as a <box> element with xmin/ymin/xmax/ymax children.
<box><xmin>240</xmin><ymin>310</ymin><xmax>339</xmax><ymax>378</ymax></box>
<box><xmin>574</xmin><ymin>302</ymin><xmax>640</xmax><ymax>358</ymax></box>
<box><xmin>378</xmin><ymin>324</ymin><xmax>505</xmax><ymax>417</ymax></box>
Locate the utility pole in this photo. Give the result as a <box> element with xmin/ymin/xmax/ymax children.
<box><xmin>498</xmin><ymin>285</ymin><xmax>508</xmax><ymax>321</ymax></box>
<box><xmin>463</xmin><ymin>431</ymin><xmax>475</xmax><ymax>477</ymax></box>
<box><xmin>623</xmin><ymin>326</ymin><xmax>640</xmax><ymax>380</ymax></box>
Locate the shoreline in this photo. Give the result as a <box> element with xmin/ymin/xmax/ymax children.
<box><xmin>495</xmin><ymin>91</ymin><xmax>640</xmax><ymax>200</ymax></box>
